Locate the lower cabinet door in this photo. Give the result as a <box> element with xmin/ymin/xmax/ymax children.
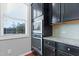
<box><xmin>44</xmin><ymin>45</ymin><xmax>55</xmax><ymax>56</ymax></box>
<box><xmin>56</xmin><ymin>50</ymin><xmax>69</xmax><ymax>56</ymax></box>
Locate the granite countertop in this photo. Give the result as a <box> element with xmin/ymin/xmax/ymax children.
<box><xmin>44</xmin><ymin>36</ymin><xmax>79</xmax><ymax>47</ymax></box>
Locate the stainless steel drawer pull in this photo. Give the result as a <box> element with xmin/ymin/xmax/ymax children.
<box><xmin>48</xmin><ymin>42</ymin><xmax>49</xmax><ymax>44</ymax></box>
<box><xmin>53</xmin><ymin>49</ymin><xmax>55</xmax><ymax>51</ymax></box>
<box><xmin>68</xmin><ymin>48</ymin><xmax>70</xmax><ymax>51</ymax></box>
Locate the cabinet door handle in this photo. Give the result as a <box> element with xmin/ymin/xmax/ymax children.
<box><xmin>48</xmin><ymin>42</ymin><xmax>49</xmax><ymax>44</ymax></box>
<box><xmin>52</xmin><ymin>48</ymin><xmax>55</xmax><ymax>51</ymax></box>
<box><xmin>68</xmin><ymin>48</ymin><xmax>70</xmax><ymax>51</ymax></box>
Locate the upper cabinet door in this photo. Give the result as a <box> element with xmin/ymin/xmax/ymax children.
<box><xmin>52</xmin><ymin>3</ymin><xmax>61</xmax><ymax>24</ymax></box>
<box><xmin>31</xmin><ymin>4</ymin><xmax>37</xmax><ymax>19</ymax></box>
<box><xmin>64</xmin><ymin>3</ymin><xmax>79</xmax><ymax>21</ymax></box>
<box><xmin>36</xmin><ymin>3</ymin><xmax>43</xmax><ymax>17</ymax></box>
<box><xmin>31</xmin><ymin>3</ymin><xmax>43</xmax><ymax>20</ymax></box>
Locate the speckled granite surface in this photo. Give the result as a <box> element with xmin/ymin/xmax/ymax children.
<box><xmin>44</xmin><ymin>36</ymin><xmax>79</xmax><ymax>47</ymax></box>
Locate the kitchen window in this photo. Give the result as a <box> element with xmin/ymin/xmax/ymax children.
<box><xmin>0</xmin><ymin>3</ymin><xmax>30</xmax><ymax>37</ymax></box>
<box><xmin>3</xmin><ymin>16</ymin><xmax>25</xmax><ymax>34</ymax></box>
<box><xmin>3</xmin><ymin>3</ymin><xmax>26</xmax><ymax>34</ymax></box>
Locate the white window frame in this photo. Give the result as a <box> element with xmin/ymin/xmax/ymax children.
<box><xmin>0</xmin><ymin>3</ymin><xmax>31</xmax><ymax>40</ymax></box>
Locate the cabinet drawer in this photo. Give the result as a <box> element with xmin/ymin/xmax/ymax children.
<box><xmin>56</xmin><ymin>50</ymin><xmax>69</xmax><ymax>56</ymax></box>
<box><xmin>44</xmin><ymin>44</ymin><xmax>55</xmax><ymax>56</ymax></box>
<box><xmin>67</xmin><ymin>45</ymin><xmax>79</xmax><ymax>56</ymax></box>
<box><xmin>44</xmin><ymin>40</ymin><xmax>55</xmax><ymax>47</ymax></box>
<box><xmin>32</xmin><ymin>38</ymin><xmax>42</xmax><ymax>50</ymax></box>
<box><xmin>56</xmin><ymin>42</ymin><xmax>69</xmax><ymax>53</ymax></box>
<box><xmin>56</xmin><ymin>42</ymin><xmax>79</xmax><ymax>56</ymax></box>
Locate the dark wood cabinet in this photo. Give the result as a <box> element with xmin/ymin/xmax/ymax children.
<box><xmin>43</xmin><ymin>39</ymin><xmax>79</xmax><ymax>56</ymax></box>
<box><xmin>44</xmin><ymin>44</ymin><xmax>55</xmax><ymax>56</ymax></box>
<box><xmin>31</xmin><ymin>3</ymin><xmax>44</xmax><ymax>55</ymax></box>
<box><xmin>43</xmin><ymin>3</ymin><xmax>52</xmax><ymax>37</ymax></box>
<box><xmin>55</xmin><ymin>42</ymin><xmax>70</xmax><ymax>56</ymax></box>
<box><xmin>31</xmin><ymin>4</ymin><xmax>37</xmax><ymax>19</ymax></box>
<box><xmin>63</xmin><ymin>3</ymin><xmax>79</xmax><ymax>21</ymax></box>
<box><xmin>52</xmin><ymin>3</ymin><xmax>61</xmax><ymax>24</ymax></box>
<box><xmin>36</xmin><ymin>3</ymin><xmax>43</xmax><ymax>17</ymax></box>
<box><xmin>50</xmin><ymin>3</ymin><xmax>79</xmax><ymax>23</ymax></box>
<box><xmin>44</xmin><ymin>40</ymin><xmax>55</xmax><ymax>56</ymax></box>
<box><xmin>56</xmin><ymin>42</ymin><xmax>69</xmax><ymax>53</ymax></box>
<box><xmin>56</xmin><ymin>50</ymin><xmax>69</xmax><ymax>56</ymax></box>
<box><xmin>31</xmin><ymin>3</ymin><xmax>43</xmax><ymax>20</ymax></box>
<box><xmin>31</xmin><ymin>3</ymin><xmax>79</xmax><ymax>56</ymax></box>
<box><xmin>49</xmin><ymin>3</ymin><xmax>64</xmax><ymax>24</ymax></box>
<box><xmin>31</xmin><ymin>3</ymin><xmax>52</xmax><ymax>56</ymax></box>
<box><xmin>44</xmin><ymin>40</ymin><xmax>55</xmax><ymax>47</ymax></box>
<box><xmin>56</xmin><ymin>42</ymin><xmax>79</xmax><ymax>56</ymax></box>
<box><xmin>67</xmin><ymin>44</ymin><xmax>79</xmax><ymax>56</ymax></box>
<box><xmin>32</xmin><ymin>37</ymin><xmax>42</xmax><ymax>51</ymax></box>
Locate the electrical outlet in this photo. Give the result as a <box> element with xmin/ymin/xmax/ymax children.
<box><xmin>61</xmin><ymin>31</ymin><xmax>67</xmax><ymax>34</ymax></box>
<box><xmin>8</xmin><ymin>49</ymin><xmax>12</xmax><ymax>55</ymax></box>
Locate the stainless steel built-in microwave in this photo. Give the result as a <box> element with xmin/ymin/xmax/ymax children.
<box><xmin>33</xmin><ymin>16</ymin><xmax>43</xmax><ymax>33</ymax></box>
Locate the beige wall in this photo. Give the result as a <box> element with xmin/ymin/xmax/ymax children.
<box><xmin>0</xmin><ymin>3</ymin><xmax>31</xmax><ymax>56</ymax></box>
<box><xmin>0</xmin><ymin>37</ymin><xmax>31</xmax><ymax>56</ymax></box>
<box><xmin>53</xmin><ymin>20</ymin><xmax>79</xmax><ymax>39</ymax></box>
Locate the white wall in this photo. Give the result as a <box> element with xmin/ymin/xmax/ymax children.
<box><xmin>0</xmin><ymin>37</ymin><xmax>31</xmax><ymax>56</ymax></box>
<box><xmin>0</xmin><ymin>3</ymin><xmax>31</xmax><ymax>56</ymax></box>
<box><xmin>53</xmin><ymin>24</ymin><xmax>79</xmax><ymax>40</ymax></box>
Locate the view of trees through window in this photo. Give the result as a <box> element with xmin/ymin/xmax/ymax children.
<box><xmin>3</xmin><ymin>3</ymin><xmax>26</xmax><ymax>34</ymax></box>
<box><xmin>4</xmin><ymin>18</ymin><xmax>25</xmax><ymax>34</ymax></box>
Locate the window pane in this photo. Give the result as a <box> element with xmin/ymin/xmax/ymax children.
<box><xmin>16</xmin><ymin>20</ymin><xmax>25</xmax><ymax>34</ymax></box>
<box><xmin>5</xmin><ymin>3</ymin><xmax>26</xmax><ymax>19</ymax></box>
<box><xmin>3</xmin><ymin>3</ymin><xmax>26</xmax><ymax>34</ymax></box>
<box><xmin>4</xmin><ymin>18</ymin><xmax>25</xmax><ymax>34</ymax></box>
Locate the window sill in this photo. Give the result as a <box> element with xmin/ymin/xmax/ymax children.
<box><xmin>0</xmin><ymin>34</ymin><xmax>31</xmax><ymax>41</ymax></box>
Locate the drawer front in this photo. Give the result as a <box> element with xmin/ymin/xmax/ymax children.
<box><xmin>56</xmin><ymin>42</ymin><xmax>69</xmax><ymax>53</ymax></box>
<box><xmin>56</xmin><ymin>50</ymin><xmax>69</xmax><ymax>56</ymax></box>
<box><xmin>56</xmin><ymin>42</ymin><xmax>79</xmax><ymax>56</ymax></box>
<box><xmin>32</xmin><ymin>38</ymin><xmax>42</xmax><ymax>50</ymax></box>
<box><xmin>67</xmin><ymin>45</ymin><xmax>79</xmax><ymax>56</ymax></box>
<box><xmin>44</xmin><ymin>44</ymin><xmax>55</xmax><ymax>56</ymax></box>
<box><xmin>44</xmin><ymin>40</ymin><xmax>55</xmax><ymax>47</ymax></box>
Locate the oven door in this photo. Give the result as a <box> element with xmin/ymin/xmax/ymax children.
<box><xmin>32</xmin><ymin>37</ymin><xmax>42</xmax><ymax>55</ymax></box>
<box><xmin>33</xmin><ymin>20</ymin><xmax>42</xmax><ymax>33</ymax></box>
